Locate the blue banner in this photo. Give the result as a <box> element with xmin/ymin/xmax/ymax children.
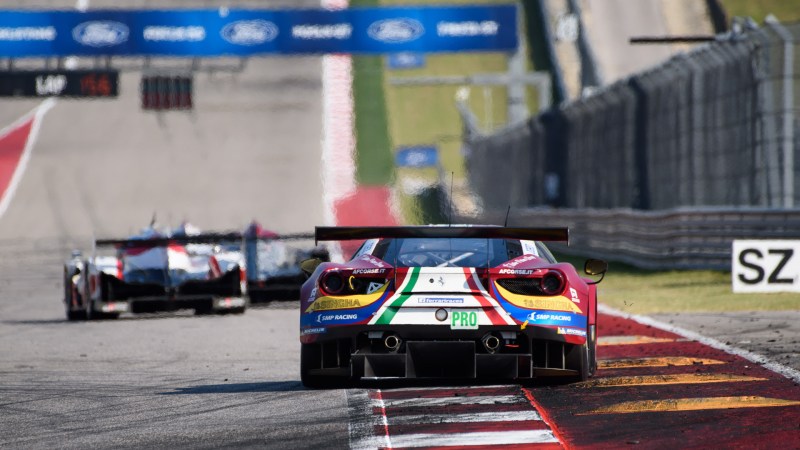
<box><xmin>387</xmin><ymin>52</ymin><xmax>426</xmax><ymax>69</ymax></box>
<box><xmin>395</xmin><ymin>146</ymin><xmax>439</xmax><ymax>168</ymax></box>
<box><xmin>0</xmin><ymin>6</ymin><xmax>517</xmax><ymax>57</ymax></box>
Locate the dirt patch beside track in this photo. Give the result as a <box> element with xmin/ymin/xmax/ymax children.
<box><xmin>651</xmin><ymin>311</ymin><xmax>800</xmax><ymax>372</ymax></box>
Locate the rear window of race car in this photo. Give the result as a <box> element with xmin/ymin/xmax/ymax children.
<box><xmin>366</xmin><ymin>238</ymin><xmax>556</xmax><ymax>268</ymax></box>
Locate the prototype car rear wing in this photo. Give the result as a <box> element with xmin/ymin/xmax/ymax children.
<box><xmin>95</xmin><ymin>232</ymin><xmax>244</xmax><ymax>248</ymax></box>
<box><xmin>314</xmin><ymin>226</ymin><xmax>569</xmax><ymax>244</ymax></box>
<box><xmin>95</xmin><ymin>232</ymin><xmax>316</xmax><ymax>248</ymax></box>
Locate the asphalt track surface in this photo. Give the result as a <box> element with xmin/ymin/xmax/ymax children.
<box><xmin>2</xmin><ymin>2</ymin><xmax>800</xmax><ymax>449</ymax></box>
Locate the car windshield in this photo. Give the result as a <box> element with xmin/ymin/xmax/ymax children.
<box><xmin>372</xmin><ymin>238</ymin><xmax>516</xmax><ymax>268</ymax></box>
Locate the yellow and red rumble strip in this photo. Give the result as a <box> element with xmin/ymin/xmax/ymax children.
<box><xmin>525</xmin><ymin>309</ymin><xmax>800</xmax><ymax>448</ymax></box>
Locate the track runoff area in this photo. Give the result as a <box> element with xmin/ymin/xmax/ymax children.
<box><xmin>347</xmin><ymin>307</ymin><xmax>800</xmax><ymax>448</ymax></box>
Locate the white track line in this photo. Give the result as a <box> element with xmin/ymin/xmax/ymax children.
<box><xmin>0</xmin><ymin>99</ymin><xmax>57</xmax><ymax>221</ymax></box>
<box><xmin>388</xmin><ymin>430</ymin><xmax>558</xmax><ymax>448</ymax></box>
<box><xmin>378</xmin><ymin>394</ymin><xmax>524</xmax><ymax>408</ymax></box>
<box><xmin>599</xmin><ymin>304</ymin><xmax>800</xmax><ymax>384</ymax></box>
<box><xmin>375</xmin><ymin>410</ymin><xmax>543</xmax><ymax>425</ymax></box>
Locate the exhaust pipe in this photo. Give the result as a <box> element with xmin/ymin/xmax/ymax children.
<box><xmin>482</xmin><ymin>334</ymin><xmax>501</xmax><ymax>354</ymax></box>
<box><xmin>384</xmin><ymin>334</ymin><xmax>401</xmax><ymax>352</ymax></box>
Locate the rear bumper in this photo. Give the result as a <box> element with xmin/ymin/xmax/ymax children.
<box><xmin>303</xmin><ymin>325</ymin><xmax>586</xmax><ymax>380</ymax></box>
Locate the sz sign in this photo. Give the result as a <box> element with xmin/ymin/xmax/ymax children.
<box><xmin>732</xmin><ymin>240</ymin><xmax>800</xmax><ymax>293</ymax></box>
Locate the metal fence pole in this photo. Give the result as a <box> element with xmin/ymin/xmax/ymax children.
<box><xmin>765</xmin><ymin>17</ymin><xmax>795</xmax><ymax>208</ymax></box>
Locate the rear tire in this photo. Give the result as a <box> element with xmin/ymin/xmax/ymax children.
<box><xmin>66</xmin><ymin>308</ymin><xmax>87</xmax><ymax>321</ymax></box>
<box><xmin>565</xmin><ymin>343</ymin><xmax>590</xmax><ymax>383</ymax></box>
<box><xmin>588</xmin><ymin>325</ymin><xmax>597</xmax><ymax>377</ymax></box>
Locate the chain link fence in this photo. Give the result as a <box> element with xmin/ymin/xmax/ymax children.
<box><xmin>464</xmin><ymin>20</ymin><xmax>800</xmax><ymax>211</ymax></box>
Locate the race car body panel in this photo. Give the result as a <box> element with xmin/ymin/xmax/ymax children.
<box><xmin>244</xmin><ymin>221</ymin><xmax>328</xmax><ymax>301</ymax></box>
<box><xmin>299</xmin><ymin>226</ymin><xmax>606</xmax><ymax>386</ymax></box>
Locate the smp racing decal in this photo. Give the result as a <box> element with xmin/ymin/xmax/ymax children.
<box><xmin>526</xmin><ymin>311</ymin><xmax>587</xmax><ymax>328</ymax></box>
<box><xmin>303</xmin><ymin>311</ymin><xmax>369</xmax><ymax>327</ymax></box>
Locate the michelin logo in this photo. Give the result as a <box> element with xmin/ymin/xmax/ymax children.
<box><xmin>73</xmin><ymin>21</ymin><xmax>129</xmax><ymax>47</ymax></box>
<box><xmin>368</xmin><ymin>18</ymin><xmax>424</xmax><ymax>43</ymax></box>
<box><xmin>221</xmin><ymin>20</ymin><xmax>278</xmax><ymax>45</ymax></box>
<box><xmin>557</xmin><ymin>327</ymin><xmax>587</xmax><ymax>337</ymax></box>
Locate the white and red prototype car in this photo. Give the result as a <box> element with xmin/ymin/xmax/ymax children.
<box><xmin>63</xmin><ymin>224</ymin><xmax>246</xmax><ymax>320</ymax></box>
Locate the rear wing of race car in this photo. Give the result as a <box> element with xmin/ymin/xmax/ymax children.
<box><xmin>94</xmin><ymin>232</ymin><xmax>317</xmax><ymax>248</ymax></box>
<box><xmin>95</xmin><ymin>232</ymin><xmax>245</xmax><ymax>248</ymax></box>
<box><xmin>314</xmin><ymin>226</ymin><xmax>569</xmax><ymax>244</ymax></box>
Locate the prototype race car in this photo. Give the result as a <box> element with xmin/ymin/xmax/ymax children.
<box><xmin>63</xmin><ymin>223</ymin><xmax>247</xmax><ymax>320</ymax></box>
<box><xmin>298</xmin><ymin>226</ymin><xmax>607</xmax><ymax>387</ymax></box>
<box><xmin>244</xmin><ymin>221</ymin><xmax>329</xmax><ymax>302</ymax></box>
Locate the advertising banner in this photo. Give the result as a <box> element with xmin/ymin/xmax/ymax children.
<box><xmin>0</xmin><ymin>6</ymin><xmax>517</xmax><ymax>57</ymax></box>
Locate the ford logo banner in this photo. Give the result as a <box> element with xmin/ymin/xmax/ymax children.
<box><xmin>367</xmin><ymin>18</ymin><xmax>424</xmax><ymax>43</ymax></box>
<box><xmin>0</xmin><ymin>6</ymin><xmax>516</xmax><ymax>57</ymax></box>
<box><xmin>221</xmin><ymin>20</ymin><xmax>279</xmax><ymax>45</ymax></box>
<box><xmin>72</xmin><ymin>21</ymin><xmax>129</xmax><ymax>47</ymax></box>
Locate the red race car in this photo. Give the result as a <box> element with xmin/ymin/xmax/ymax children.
<box><xmin>299</xmin><ymin>225</ymin><xmax>607</xmax><ymax>387</ymax></box>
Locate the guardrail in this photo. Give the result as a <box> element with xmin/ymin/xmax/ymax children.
<box><xmin>460</xmin><ymin>207</ymin><xmax>800</xmax><ymax>270</ymax></box>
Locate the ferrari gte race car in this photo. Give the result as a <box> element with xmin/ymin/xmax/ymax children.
<box><xmin>299</xmin><ymin>226</ymin><xmax>607</xmax><ymax>387</ymax></box>
<box><xmin>63</xmin><ymin>223</ymin><xmax>247</xmax><ymax>320</ymax></box>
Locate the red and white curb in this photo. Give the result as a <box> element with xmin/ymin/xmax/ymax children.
<box><xmin>347</xmin><ymin>385</ymin><xmax>561</xmax><ymax>449</ymax></box>
<box><xmin>0</xmin><ymin>98</ymin><xmax>56</xmax><ymax>220</ymax></box>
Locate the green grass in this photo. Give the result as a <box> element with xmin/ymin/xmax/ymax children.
<box><xmin>720</xmin><ymin>0</ymin><xmax>800</xmax><ymax>23</ymax></box>
<box><xmin>556</xmin><ymin>253</ymin><xmax>800</xmax><ymax>314</ymax></box>
<box><xmin>351</xmin><ymin>0</ymin><xmax>541</xmax><ymax>219</ymax></box>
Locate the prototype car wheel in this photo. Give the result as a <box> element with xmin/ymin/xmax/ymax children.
<box><xmin>66</xmin><ymin>307</ymin><xmax>87</xmax><ymax>321</ymax></box>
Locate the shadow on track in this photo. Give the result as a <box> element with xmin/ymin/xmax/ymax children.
<box><xmin>160</xmin><ymin>380</ymin><xmax>304</xmax><ymax>395</ymax></box>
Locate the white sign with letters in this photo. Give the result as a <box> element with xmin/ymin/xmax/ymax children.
<box><xmin>732</xmin><ymin>240</ymin><xmax>800</xmax><ymax>293</ymax></box>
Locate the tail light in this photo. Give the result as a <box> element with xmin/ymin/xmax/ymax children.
<box><xmin>320</xmin><ymin>270</ymin><xmax>345</xmax><ymax>295</ymax></box>
<box><xmin>318</xmin><ymin>268</ymin><xmax>390</xmax><ymax>296</ymax></box>
<box><xmin>494</xmin><ymin>269</ymin><xmax>566</xmax><ymax>296</ymax></box>
<box><xmin>540</xmin><ymin>271</ymin><xmax>565</xmax><ymax>295</ymax></box>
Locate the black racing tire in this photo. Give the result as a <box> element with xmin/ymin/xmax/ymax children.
<box><xmin>565</xmin><ymin>343</ymin><xmax>590</xmax><ymax>383</ymax></box>
<box><xmin>588</xmin><ymin>325</ymin><xmax>597</xmax><ymax>377</ymax></box>
<box><xmin>194</xmin><ymin>307</ymin><xmax>214</xmax><ymax>316</ymax></box>
<box><xmin>66</xmin><ymin>308</ymin><xmax>87</xmax><ymax>321</ymax></box>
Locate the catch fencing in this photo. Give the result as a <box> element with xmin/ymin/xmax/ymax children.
<box><xmin>461</xmin><ymin>20</ymin><xmax>800</xmax><ymax>269</ymax></box>
<box><xmin>465</xmin><ymin>20</ymin><xmax>800</xmax><ymax>211</ymax></box>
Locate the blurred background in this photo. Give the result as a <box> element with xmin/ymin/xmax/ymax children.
<box><xmin>0</xmin><ymin>0</ymin><xmax>799</xmax><ymax>315</ymax></box>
